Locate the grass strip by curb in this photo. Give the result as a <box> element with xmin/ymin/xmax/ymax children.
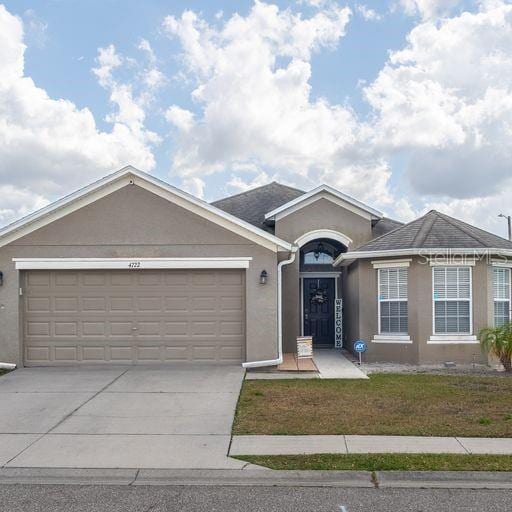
<box><xmin>233</xmin><ymin>453</ymin><xmax>512</xmax><ymax>472</ymax></box>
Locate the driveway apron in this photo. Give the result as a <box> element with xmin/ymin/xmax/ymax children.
<box><xmin>0</xmin><ymin>364</ymin><xmax>246</xmax><ymax>469</ymax></box>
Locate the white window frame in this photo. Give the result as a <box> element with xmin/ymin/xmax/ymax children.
<box><xmin>493</xmin><ymin>266</ymin><xmax>512</xmax><ymax>327</ymax></box>
<box><xmin>431</xmin><ymin>266</ymin><xmax>473</xmax><ymax>336</ymax></box>
<box><xmin>377</xmin><ymin>266</ymin><xmax>409</xmax><ymax>336</ymax></box>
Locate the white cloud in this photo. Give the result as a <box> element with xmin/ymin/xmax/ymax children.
<box><xmin>161</xmin><ymin>0</ymin><xmax>512</xmax><ymax>233</ymax></box>
<box><xmin>162</xmin><ymin>1</ymin><xmax>397</xmax><ymax>209</ymax></box>
<box><xmin>396</xmin><ymin>0</ymin><xmax>462</xmax><ymax>20</ymax></box>
<box><xmin>137</xmin><ymin>38</ymin><xmax>166</xmax><ymax>89</ymax></box>
<box><xmin>92</xmin><ymin>44</ymin><xmax>161</xmax><ymax>142</ymax></box>
<box><xmin>165</xmin><ymin>105</ymin><xmax>195</xmax><ymax>132</ymax></box>
<box><xmin>356</xmin><ymin>4</ymin><xmax>382</xmax><ymax>21</ymax></box>
<box><xmin>366</xmin><ymin>1</ymin><xmax>512</xmax><ymax>199</ymax></box>
<box><xmin>0</xmin><ymin>4</ymin><xmax>157</xmax><ymax>226</ymax></box>
<box><xmin>0</xmin><ymin>185</ymin><xmax>48</xmax><ymax>227</ymax></box>
<box><xmin>23</xmin><ymin>8</ymin><xmax>47</xmax><ymax>48</ymax></box>
<box><xmin>362</xmin><ymin>0</ymin><xmax>512</xmax><ymax>231</ymax></box>
<box><xmin>181</xmin><ymin>177</ymin><xmax>205</xmax><ymax>198</ymax></box>
<box><xmin>227</xmin><ymin>171</ymin><xmax>272</xmax><ymax>193</ymax></box>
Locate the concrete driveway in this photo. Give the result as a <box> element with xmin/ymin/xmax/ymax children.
<box><xmin>0</xmin><ymin>364</ymin><xmax>246</xmax><ymax>469</ymax></box>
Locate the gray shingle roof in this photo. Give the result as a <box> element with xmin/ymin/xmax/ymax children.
<box><xmin>211</xmin><ymin>182</ymin><xmax>305</xmax><ymax>232</ymax></box>
<box><xmin>372</xmin><ymin>217</ymin><xmax>404</xmax><ymax>238</ymax></box>
<box><xmin>212</xmin><ymin>181</ymin><xmax>404</xmax><ymax>238</ymax></box>
<box><xmin>354</xmin><ymin>210</ymin><xmax>512</xmax><ymax>252</ymax></box>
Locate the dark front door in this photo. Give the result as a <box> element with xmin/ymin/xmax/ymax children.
<box><xmin>303</xmin><ymin>278</ymin><xmax>335</xmax><ymax>346</ymax></box>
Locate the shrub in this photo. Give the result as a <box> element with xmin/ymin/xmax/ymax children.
<box><xmin>479</xmin><ymin>322</ymin><xmax>512</xmax><ymax>372</ymax></box>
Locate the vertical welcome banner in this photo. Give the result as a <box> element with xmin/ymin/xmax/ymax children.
<box><xmin>335</xmin><ymin>298</ymin><xmax>342</xmax><ymax>348</ymax></box>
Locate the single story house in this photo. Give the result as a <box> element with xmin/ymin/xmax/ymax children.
<box><xmin>0</xmin><ymin>166</ymin><xmax>511</xmax><ymax>368</ymax></box>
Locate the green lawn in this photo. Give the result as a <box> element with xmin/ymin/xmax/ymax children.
<box><xmin>235</xmin><ymin>454</ymin><xmax>512</xmax><ymax>472</ymax></box>
<box><xmin>234</xmin><ymin>374</ymin><xmax>512</xmax><ymax>437</ymax></box>
<box><xmin>0</xmin><ymin>370</ymin><xmax>6</xmax><ymax>377</ymax></box>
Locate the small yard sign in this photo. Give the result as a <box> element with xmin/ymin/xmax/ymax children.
<box><xmin>297</xmin><ymin>336</ymin><xmax>313</xmax><ymax>359</ymax></box>
<box><xmin>354</xmin><ymin>340</ymin><xmax>366</xmax><ymax>353</ymax></box>
<box><xmin>353</xmin><ymin>339</ymin><xmax>367</xmax><ymax>366</ymax></box>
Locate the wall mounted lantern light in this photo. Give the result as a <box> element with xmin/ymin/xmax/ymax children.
<box><xmin>259</xmin><ymin>270</ymin><xmax>268</xmax><ymax>285</ymax></box>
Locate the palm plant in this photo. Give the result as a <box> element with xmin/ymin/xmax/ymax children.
<box><xmin>479</xmin><ymin>322</ymin><xmax>512</xmax><ymax>372</ymax></box>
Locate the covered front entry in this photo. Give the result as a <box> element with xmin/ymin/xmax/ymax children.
<box><xmin>302</xmin><ymin>277</ymin><xmax>335</xmax><ymax>346</ymax></box>
<box><xmin>22</xmin><ymin>269</ymin><xmax>245</xmax><ymax>365</ymax></box>
<box><xmin>299</xmin><ymin>237</ymin><xmax>345</xmax><ymax>348</ymax></box>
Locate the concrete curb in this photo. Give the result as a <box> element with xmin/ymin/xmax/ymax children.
<box><xmin>375</xmin><ymin>471</ymin><xmax>512</xmax><ymax>489</ymax></box>
<box><xmin>134</xmin><ymin>469</ymin><xmax>373</xmax><ymax>487</ymax></box>
<box><xmin>0</xmin><ymin>467</ymin><xmax>511</xmax><ymax>489</ymax></box>
<box><xmin>0</xmin><ymin>467</ymin><xmax>373</xmax><ymax>487</ymax></box>
<box><xmin>0</xmin><ymin>468</ymin><xmax>138</xmax><ymax>485</ymax></box>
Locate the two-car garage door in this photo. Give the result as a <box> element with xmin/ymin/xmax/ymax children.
<box><xmin>22</xmin><ymin>269</ymin><xmax>245</xmax><ymax>365</ymax></box>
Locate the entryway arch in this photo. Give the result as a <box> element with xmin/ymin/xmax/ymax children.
<box><xmin>295</xmin><ymin>230</ymin><xmax>348</xmax><ymax>348</ymax></box>
<box><xmin>294</xmin><ymin>229</ymin><xmax>352</xmax><ymax>249</ymax></box>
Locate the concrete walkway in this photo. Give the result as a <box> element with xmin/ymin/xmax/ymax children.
<box><xmin>230</xmin><ymin>435</ymin><xmax>512</xmax><ymax>456</ymax></box>
<box><xmin>0</xmin><ymin>364</ymin><xmax>246</xmax><ymax>469</ymax></box>
<box><xmin>246</xmin><ymin>350</ymin><xmax>368</xmax><ymax>380</ymax></box>
<box><xmin>314</xmin><ymin>350</ymin><xmax>368</xmax><ymax>379</ymax></box>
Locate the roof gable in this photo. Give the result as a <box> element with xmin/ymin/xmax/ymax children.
<box><xmin>335</xmin><ymin>210</ymin><xmax>512</xmax><ymax>262</ymax></box>
<box><xmin>264</xmin><ymin>184</ymin><xmax>382</xmax><ymax>222</ymax></box>
<box><xmin>0</xmin><ymin>166</ymin><xmax>292</xmax><ymax>252</ymax></box>
<box><xmin>212</xmin><ymin>182</ymin><xmax>304</xmax><ymax>232</ymax></box>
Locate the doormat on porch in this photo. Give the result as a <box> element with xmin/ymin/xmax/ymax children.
<box><xmin>277</xmin><ymin>353</ymin><xmax>318</xmax><ymax>372</ymax></box>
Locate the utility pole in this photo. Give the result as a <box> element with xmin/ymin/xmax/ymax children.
<box><xmin>499</xmin><ymin>213</ymin><xmax>512</xmax><ymax>241</ymax></box>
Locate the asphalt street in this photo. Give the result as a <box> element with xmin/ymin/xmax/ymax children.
<box><xmin>0</xmin><ymin>485</ymin><xmax>510</xmax><ymax>512</ymax></box>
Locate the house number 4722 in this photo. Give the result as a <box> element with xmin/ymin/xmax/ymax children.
<box><xmin>128</xmin><ymin>262</ymin><xmax>141</xmax><ymax>268</ymax></box>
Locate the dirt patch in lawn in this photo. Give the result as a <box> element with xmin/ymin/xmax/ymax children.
<box><xmin>234</xmin><ymin>374</ymin><xmax>512</xmax><ymax>437</ymax></box>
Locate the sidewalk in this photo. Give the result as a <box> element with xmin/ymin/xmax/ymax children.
<box><xmin>229</xmin><ymin>435</ymin><xmax>512</xmax><ymax>456</ymax></box>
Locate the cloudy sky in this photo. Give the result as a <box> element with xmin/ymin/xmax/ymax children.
<box><xmin>1</xmin><ymin>0</ymin><xmax>512</xmax><ymax>237</ymax></box>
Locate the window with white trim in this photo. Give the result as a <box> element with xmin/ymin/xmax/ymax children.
<box><xmin>433</xmin><ymin>266</ymin><xmax>472</xmax><ymax>334</ymax></box>
<box><xmin>378</xmin><ymin>268</ymin><xmax>408</xmax><ymax>334</ymax></box>
<box><xmin>493</xmin><ymin>267</ymin><xmax>511</xmax><ymax>327</ymax></box>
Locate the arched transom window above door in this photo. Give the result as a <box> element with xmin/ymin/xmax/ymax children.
<box><xmin>300</xmin><ymin>238</ymin><xmax>346</xmax><ymax>272</ymax></box>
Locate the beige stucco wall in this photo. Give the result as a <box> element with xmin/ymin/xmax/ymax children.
<box><xmin>0</xmin><ymin>185</ymin><xmax>279</xmax><ymax>365</ymax></box>
<box><xmin>345</xmin><ymin>256</ymin><xmax>491</xmax><ymax>365</ymax></box>
<box><xmin>275</xmin><ymin>198</ymin><xmax>375</xmax><ymax>352</ymax></box>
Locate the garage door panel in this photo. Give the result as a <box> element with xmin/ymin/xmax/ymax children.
<box><xmin>26</xmin><ymin>297</ymin><xmax>51</xmax><ymax>313</ymax></box>
<box><xmin>137</xmin><ymin>297</ymin><xmax>162</xmax><ymax>312</ymax></box>
<box><xmin>110</xmin><ymin>321</ymin><xmax>134</xmax><ymax>336</ymax></box>
<box><xmin>110</xmin><ymin>346</ymin><xmax>133</xmax><ymax>361</ymax></box>
<box><xmin>110</xmin><ymin>272</ymin><xmax>133</xmax><ymax>286</ymax></box>
<box><xmin>164</xmin><ymin>297</ymin><xmax>188</xmax><ymax>312</ymax></box>
<box><xmin>54</xmin><ymin>297</ymin><xmax>79</xmax><ymax>312</ymax></box>
<box><xmin>165</xmin><ymin>273</ymin><xmax>188</xmax><ymax>286</ymax></box>
<box><xmin>26</xmin><ymin>272</ymin><xmax>50</xmax><ymax>287</ymax></box>
<box><xmin>23</xmin><ymin>269</ymin><xmax>245</xmax><ymax>365</ymax></box>
<box><xmin>110</xmin><ymin>297</ymin><xmax>134</xmax><ymax>311</ymax></box>
<box><xmin>55</xmin><ymin>273</ymin><xmax>79</xmax><ymax>286</ymax></box>
<box><xmin>82</xmin><ymin>346</ymin><xmax>107</xmax><ymax>361</ymax></box>
<box><xmin>82</xmin><ymin>273</ymin><xmax>107</xmax><ymax>286</ymax></box>
<box><xmin>54</xmin><ymin>322</ymin><xmax>78</xmax><ymax>336</ymax></box>
<box><xmin>82</xmin><ymin>297</ymin><xmax>106</xmax><ymax>312</ymax></box>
